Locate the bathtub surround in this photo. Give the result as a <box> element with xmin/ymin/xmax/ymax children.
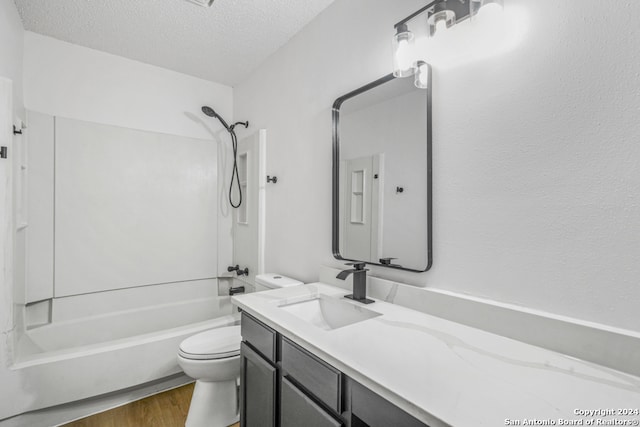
<box><xmin>0</xmin><ymin>29</ymin><xmax>237</xmax><ymax>421</ymax></box>
<box><xmin>11</xmin><ymin>288</ymin><xmax>237</xmax><ymax>417</ymax></box>
<box><xmin>11</xmin><ymin>108</ymin><xmax>224</xmax><ymax>416</ymax></box>
<box><xmin>22</xmin><ymin>114</ymin><xmax>219</xmax><ymax>303</ymax></box>
<box><xmin>231</xmin><ymin>130</ymin><xmax>268</xmax><ymax>288</ymax></box>
<box><xmin>20</xmin><ymin>30</ymin><xmax>236</xmax><ymax>317</ymax></box>
<box><xmin>234</xmin><ymin>0</ymin><xmax>640</xmax><ymax>332</ymax></box>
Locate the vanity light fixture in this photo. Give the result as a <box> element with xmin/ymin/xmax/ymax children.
<box><xmin>391</xmin><ymin>0</ymin><xmax>504</xmax><ymax>87</ymax></box>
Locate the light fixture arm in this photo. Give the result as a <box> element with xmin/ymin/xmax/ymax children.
<box><xmin>394</xmin><ymin>0</ymin><xmax>441</xmax><ymax>29</ymax></box>
<box><xmin>394</xmin><ymin>0</ymin><xmax>473</xmax><ymax>30</ymax></box>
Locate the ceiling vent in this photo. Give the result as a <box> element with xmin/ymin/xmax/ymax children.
<box><xmin>186</xmin><ymin>0</ymin><xmax>214</xmax><ymax>7</ymax></box>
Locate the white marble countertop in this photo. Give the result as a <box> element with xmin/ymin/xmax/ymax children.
<box><xmin>232</xmin><ymin>283</ymin><xmax>640</xmax><ymax>427</ymax></box>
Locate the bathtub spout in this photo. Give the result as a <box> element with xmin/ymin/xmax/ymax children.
<box><xmin>229</xmin><ymin>286</ymin><xmax>245</xmax><ymax>296</ymax></box>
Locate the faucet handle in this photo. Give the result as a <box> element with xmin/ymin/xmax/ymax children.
<box><xmin>346</xmin><ymin>262</ymin><xmax>367</xmax><ymax>271</ymax></box>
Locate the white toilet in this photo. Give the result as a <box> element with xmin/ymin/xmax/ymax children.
<box><xmin>177</xmin><ymin>274</ymin><xmax>303</xmax><ymax>427</ymax></box>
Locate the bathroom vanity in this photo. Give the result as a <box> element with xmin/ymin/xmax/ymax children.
<box><xmin>233</xmin><ymin>282</ymin><xmax>640</xmax><ymax>427</ymax></box>
<box><xmin>239</xmin><ymin>312</ymin><xmax>426</xmax><ymax>427</ymax></box>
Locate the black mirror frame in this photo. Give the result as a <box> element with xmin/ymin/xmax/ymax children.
<box><xmin>332</xmin><ymin>71</ymin><xmax>433</xmax><ymax>272</ymax></box>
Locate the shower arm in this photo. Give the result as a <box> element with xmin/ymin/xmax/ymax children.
<box><xmin>229</xmin><ymin>121</ymin><xmax>249</xmax><ymax>132</ymax></box>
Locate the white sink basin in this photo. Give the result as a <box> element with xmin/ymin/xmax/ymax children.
<box><xmin>278</xmin><ymin>294</ymin><xmax>381</xmax><ymax>330</ymax></box>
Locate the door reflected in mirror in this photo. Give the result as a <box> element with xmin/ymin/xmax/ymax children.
<box><xmin>332</xmin><ymin>73</ymin><xmax>432</xmax><ymax>272</ymax></box>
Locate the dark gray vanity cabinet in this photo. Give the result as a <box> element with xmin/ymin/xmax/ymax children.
<box><xmin>240</xmin><ymin>315</ymin><xmax>278</xmax><ymax>427</ymax></box>
<box><xmin>240</xmin><ymin>312</ymin><xmax>430</xmax><ymax>427</ymax></box>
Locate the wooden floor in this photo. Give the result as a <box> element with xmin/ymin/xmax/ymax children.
<box><xmin>62</xmin><ymin>383</ymin><xmax>240</xmax><ymax>427</ymax></box>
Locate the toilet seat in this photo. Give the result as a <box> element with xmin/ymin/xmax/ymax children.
<box><xmin>178</xmin><ymin>326</ymin><xmax>241</xmax><ymax>361</ymax></box>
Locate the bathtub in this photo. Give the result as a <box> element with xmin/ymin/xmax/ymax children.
<box><xmin>10</xmin><ymin>284</ymin><xmax>239</xmax><ymax>415</ymax></box>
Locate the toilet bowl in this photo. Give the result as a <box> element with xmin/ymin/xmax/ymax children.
<box><xmin>178</xmin><ymin>274</ymin><xmax>303</xmax><ymax>427</ymax></box>
<box><xmin>177</xmin><ymin>325</ymin><xmax>242</xmax><ymax>427</ymax></box>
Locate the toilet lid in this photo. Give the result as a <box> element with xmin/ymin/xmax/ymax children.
<box><xmin>179</xmin><ymin>326</ymin><xmax>241</xmax><ymax>360</ymax></box>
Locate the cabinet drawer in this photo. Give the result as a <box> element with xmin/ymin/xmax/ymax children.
<box><xmin>281</xmin><ymin>377</ymin><xmax>342</xmax><ymax>427</ymax></box>
<box><xmin>241</xmin><ymin>313</ymin><xmax>277</xmax><ymax>362</ymax></box>
<box><xmin>281</xmin><ymin>337</ymin><xmax>341</xmax><ymax>413</ymax></box>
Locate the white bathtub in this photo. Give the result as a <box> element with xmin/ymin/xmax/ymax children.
<box><xmin>10</xmin><ymin>285</ymin><xmax>238</xmax><ymax>415</ymax></box>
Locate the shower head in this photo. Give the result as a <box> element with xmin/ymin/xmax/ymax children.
<box><xmin>202</xmin><ymin>105</ymin><xmax>230</xmax><ymax>131</ymax></box>
<box><xmin>201</xmin><ymin>105</ymin><xmax>218</xmax><ymax>118</ymax></box>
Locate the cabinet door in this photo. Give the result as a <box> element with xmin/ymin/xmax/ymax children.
<box><xmin>281</xmin><ymin>377</ymin><xmax>343</xmax><ymax>427</ymax></box>
<box><xmin>240</xmin><ymin>342</ymin><xmax>277</xmax><ymax>427</ymax></box>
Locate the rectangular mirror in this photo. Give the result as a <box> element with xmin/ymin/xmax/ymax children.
<box><xmin>332</xmin><ymin>73</ymin><xmax>432</xmax><ymax>272</ymax></box>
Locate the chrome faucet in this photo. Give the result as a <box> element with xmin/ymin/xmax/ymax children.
<box><xmin>336</xmin><ymin>262</ymin><xmax>374</xmax><ymax>304</ymax></box>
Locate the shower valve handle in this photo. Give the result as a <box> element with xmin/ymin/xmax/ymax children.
<box><xmin>227</xmin><ymin>265</ymin><xmax>249</xmax><ymax>276</ymax></box>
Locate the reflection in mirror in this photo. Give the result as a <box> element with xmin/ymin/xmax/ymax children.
<box><xmin>332</xmin><ymin>73</ymin><xmax>432</xmax><ymax>272</ymax></box>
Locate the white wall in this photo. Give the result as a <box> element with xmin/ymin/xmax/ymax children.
<box><xmin>234</xmin><ymin>0</ymin><xmax>640</xmax><ymax>332</ymax></box>
<box><xmin>23</xmin><ymin>32</ymin><xmax>232</xmax><ymax>140</ymax></box>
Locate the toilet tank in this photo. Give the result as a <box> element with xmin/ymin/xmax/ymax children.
<box><xmin>254</xmin><ymin>274</ymin><xmax>303</xmax><ymax>292</ymax></box>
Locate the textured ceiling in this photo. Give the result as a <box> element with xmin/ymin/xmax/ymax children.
<box><xmin>13</xmin><ymin>0</ymin><xmax>337</xmax><ymax>87</ymax></box>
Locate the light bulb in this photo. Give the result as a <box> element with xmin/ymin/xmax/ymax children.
<box><xmin>414</xmin><ymin>61</ymin><xmax>429</xmax><ymax>89</ymax></box>
<box><xmin>396</xmin><ymin>40</ymin><xmax>412</xmax><ymax>71</ymax></box>
<box><xmin>392</xmin><ymin>24</ymin><xmax>415</xmax><ymax>77</ymax></box>
<box><xmin>435</xmin><ymin>19</ymin><xmax>447</xmax><ymax>34</ymax></box>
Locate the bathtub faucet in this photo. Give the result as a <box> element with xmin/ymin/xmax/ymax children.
<box><xmin>229</xmin><ymin>286</ymin><xmax>245</xmax><ymax>296</ymax></box>
<box><xmin>227</xmin><ymin>265</ymin><xmax>249</xmax><ymax>276</ymax></box>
